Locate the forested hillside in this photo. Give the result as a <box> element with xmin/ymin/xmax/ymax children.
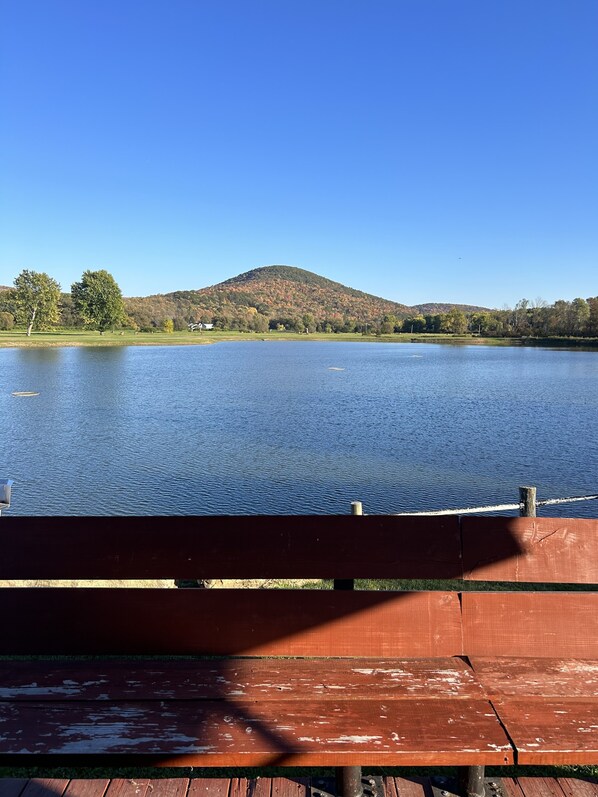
<box><xmin>124</xmin><ymin>265</ymin><xmax>483</xmax><ymax>332</ymax></box>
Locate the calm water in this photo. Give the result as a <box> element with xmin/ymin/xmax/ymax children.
<box><xmin>1</xmin><ymin>341</ymin><xmax>597</xmax><ymax>517</ymax></box>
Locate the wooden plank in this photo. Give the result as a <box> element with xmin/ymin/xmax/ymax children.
<box><xmin>271</xmin><ymin>778</ymin><xmax>308</xmax><ymax>797</ymax></box>
<box><xmin>0</xmin><ymin>589</ymin><xmax>464</xmax><ymax>656</ymax></box>
<box><xmin>144</xmin><ymin>782</ymin><xmax>189</xmax><ymax>797</ymax></box>
<box><xmin>187</xmin><ymin>780</ymin><xmax>230</xmax><ymax>797</ymax></box>
<box><xmin>21</xmin><ymin>782</ymin><xmax>70</xmax><ymax>797</ymax></box>
<box><xmin>64</xmin><ymin>782</ymin><xmax>110</xmax><ymax>797</ymax></box>
<box><xmin>556</xmin><ymin>778</ymin><xmax>598</xmax><ymax>797</ymax></box>
<box><xmin>0</xmin><ymin>657</ymin><xmax>482</xmax><ymax>701</ymax></box>
<box><xmin>500</xmin><ymin>779</ymin><xmax>526</xmax><ymax>797</ymax></box>
<box><xmin>462</xmin><ymin>517</ymin><xmax>598</xmax><ymax>584</ymax></box>
<box><xmin>462</xmin><ymin>593</ymin><xmax>598</xmax><ymax>658</ymax></box>
<box><xmin>0</xmin><ymin>782</ymin><xmax>28</xmax><ymax>797</ymax></box>
<box><xmin>228</xmin><ymin>780</ymin><xmax>249</xmax><ymax>797</ymax></box>
<box><xmin>0</xmin><ymin>697</ymin><xmax>513</xmax><ymax>766</ymax></box>
<box><xmin>469</xmin><ymin>658</ymin><xmax>598</xmax><ymax>699</ymax></box>
<box><xmin>104</xmin><ymin>782</ymin><xmax>151</xmax><ymax>797</ymax></box>
<box><xmin>251</xmin><ymin>779</ymin><xmax>272</xmax><ymax>797</ymax></box>
<box><xmin>0</xmin><ymin>515</ymin><xmax>461</xmax><ymax>580</ymax></box>
<box><xmin>493</xmin><ymin>698</ymin><xmax>598</xmax><ymax>764</ymax></box>
<box><xmin>385</xmin><ymin>777</ymin><xmax>434</xmax><ymax>797</ymax></box>
<box><xmin>515</xmin><ymin>778</ymin><xmax>566</xmax><ymax>797</ymax></box>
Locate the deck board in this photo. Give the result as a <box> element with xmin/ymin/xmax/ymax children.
<box><xmin>63</xmin><ymin>782</ymin><xmax>110</xmax><ymax>797</ymax></box>
<box><xmin>0</xmin><ymin>782</ymin><xmax>29</xmax><ymax>797</ymax></box>
<box><xmin>556</xmin><ymin>778</ymin><xmax>598</xmax><ymax>797</ymax></box>
<box><xmin>2</xmin><ymin>778</ymin><xmax>596</xmax><ymax>797</ymax></box>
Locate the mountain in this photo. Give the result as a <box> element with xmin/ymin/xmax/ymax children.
<box><xmin>123</xmin><ymin>265</ymin><xmax>488</xmax><ymax>332</ymax></box>
<box><xmin>197</xmin><ymin>265</ymin><xmax>414</xmax><ymax>319</ymax></box>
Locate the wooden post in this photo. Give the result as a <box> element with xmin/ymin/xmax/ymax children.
<box><xmin>334</xmin><ymin>502</ymin><xmax>362</xmax><ymax>590</ymax></box>
<box><xmin>520</xmin><ymin>485</ymin><xmax>537</xmax><ymax>517</ymax></box>
<box><xmin>335</xmin><ymin>502</ymin><xmax>363</xmax><ymax>796</ymax></box>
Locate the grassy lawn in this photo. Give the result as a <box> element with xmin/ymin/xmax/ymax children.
<box><xmin>0</xmin><ymin>329</ymin><xmax>493</xmax><ymax>348</ymax></box>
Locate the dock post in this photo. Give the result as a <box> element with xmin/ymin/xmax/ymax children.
<box><xmin>520</xmin><ymin>485</ymin><xmax>537</xmax><ymax>517</ymax></box>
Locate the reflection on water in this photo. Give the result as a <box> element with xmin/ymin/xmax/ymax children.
<box><xmin>1</xmin><ymin>341</ymin><xmax>597</xmax><ymax>517</ymax></box>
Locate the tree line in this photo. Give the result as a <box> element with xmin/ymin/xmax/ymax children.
<box><xmin>396</xmin><ymin>297</ymin><xmax>598</xmax><ymax>338</ymax></box>
<box><xmin>0</xmin><ymin>269</ymin><xmax>127</xmax><ymax>335</ymax></box>
<box><xmin>1</xmin><ymin>268</ymin><xmax>597</xmax><ymax>339</ymax></box>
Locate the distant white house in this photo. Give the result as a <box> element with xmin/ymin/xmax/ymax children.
<box><xmin>188</xmin><ymin>322</ymin><xmax>214</xmax><ymax>331</ymax></box>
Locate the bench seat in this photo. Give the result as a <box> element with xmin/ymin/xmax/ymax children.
<box><xmin>0</xmin><ymin>657</ymin><xmax>513</xmax><ymax>766</ymax></box>
<box><xmin>469</xmin><ymin>657</ymin><xmax>598</xmax><ymax>765</ymax></box>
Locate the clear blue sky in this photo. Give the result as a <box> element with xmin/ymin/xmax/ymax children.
<box><xmin>1</xmin><ymin>0</ymin><xmax>596</xmax><ymax>308</ymax></box>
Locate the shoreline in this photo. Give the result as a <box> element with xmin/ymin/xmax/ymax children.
<box><xmin>1</xmin><ymin>330</ymin><xmax>598</xmax><ymax>350</ymax></box>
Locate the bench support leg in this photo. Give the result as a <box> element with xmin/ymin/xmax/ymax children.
<box><xmin>336</xmin><ymin>766</ymin><xmax>363</xmax><ymax>797</ymax></box>
<box><xmin>458</xmin><ymin>766</ymin><xmax>485</xmax><ymax>797</ymax></box>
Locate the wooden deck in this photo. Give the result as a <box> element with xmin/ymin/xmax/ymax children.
<box><xmin>0</xmin><ymin>775</ymin><xmax>596</xmax><ymax>797</ymax></box>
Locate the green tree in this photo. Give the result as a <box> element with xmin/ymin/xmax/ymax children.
<box><xmin>302</xmin><ymin>313</ymin><xmax>316</xmax><ymax>333</ymax></box>
<box><xmin>587</xmin><ymin>297</ymin><xmax>598</xmax><ymax>336</ymax></box>
<box><xmin>161</xmin><ymin>318</ymin><xmax>175</xmax><ymax>333</ymax></box>
<box><xmin>440</xmin><ymin>307</ymin><xmax>467</xmax><ymax>334</ymax></box>
<box><xmin>71</xmin><ymin>270</ymin><xmax>126</xmax><ymax>332</ymax></box>
<box><xmin>13</xmin><ymin>269</ymin><xmax>61</xmax><ymax>336</ymax></box>
<box><xmin>0</xmin><ymin>311</ymin><xmax>15</xmax><ymax>330</ymax></box>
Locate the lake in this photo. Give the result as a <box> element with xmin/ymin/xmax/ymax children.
<box><xmin>1</xmin><ymin>341</ymin><xmax>597</xmax><ymax>517</ymax></box>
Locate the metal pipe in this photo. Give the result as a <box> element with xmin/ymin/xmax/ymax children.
<box><xmin>458</xmin><ymin>765</ymin><xmax>485</xmax><ymax>797</ymax></box>
<box><xmin>336</xmin><ymin>765</ymin><xmax>363</xmax><ymax>797</ymax></box>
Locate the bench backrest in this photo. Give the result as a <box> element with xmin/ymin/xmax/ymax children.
<box><xmin>1</xmin><ymin>515</ymin><xmax>596</xmax><ymax>658</ymax></box>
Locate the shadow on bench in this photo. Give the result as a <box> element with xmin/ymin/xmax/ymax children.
<box><xmin>0</xmin><ymin>515</ymin><xmax>596</xmax><ymax>797</ymax></box>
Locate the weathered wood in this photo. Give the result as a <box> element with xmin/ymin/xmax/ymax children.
<box><xmin>492</xmin><ymin>698</ymin><xmax>598</xmax><ymax>764</ymax></box>
<box><xmin>251</xmin><ymin>779</ymin><xmax>274</xmax><ymax>797</ymax></box>
<box><xmin>462</xmin><ymin>517</ymin><xmax>598</xmax><ymax>583</ymax></box>
<box><xmin>556</xmin><ymin>778</ymin><xmax>598</xmax><ymax>797</ymax></box>
<box><xmin>469</xmin><ymin>657</ymin><xmax>598</xmax><ymax>699</ymax></box>
<box><xmin>187</xmin><ymin>780</ymin><xmax>230</xmax><ymax>797</ymax></box>
<box><xmin>144</xmin><ymin>782</ymin><xmax>189</xmax><ymax>797</ymax></box>
<box><xmin>271</xmin><ymin>778</ymin><xmax>308</xmax><ymax>797</ymax></box>
<box><xmin>103</xmin><ymin>782</ymin><xmax>151</xmax><ymax>797</ymax></box>
<box><xmin>499</xmin><ymin>779</ymin><xmax>526</xmax><ymax>797</ymax></box>
<box><xmin>64</xmin><ymin>782</ymin><xmax>110</xmax><ymax>797</ymax></box>
<box><xmin>518</xmin><ymin>777</ymin><xmax>564</xmax><ymax>797</ymax></box>
<box><xmin>0</xmin><ymin>657</ymin><xmax>483</xmax><ymax>701</ymax></box>
<box><xmin>462</xmin><ymin>593</ymin><xmax>598</xmax><ymax>658</ymax></box>
<box><xmin>0</xmin><ymin>515</ymin><xmax>461</xmax><ymax>580</ymax></box>
<box><xmin>513</xmin><ymin>779</ymin><xmax>564</xmax><ymax>797</ymax></box>
<box><xmin>519</xmin><ymin>486</ymin><xmax>537</xmax><ymax>518</ymax></box>
<box><xmin>0</xmin><ymin>697</ymin><xmax>513</xmax><ymax>766</ymax></box>
<box><xmin>0</xmin><ymin>589</ymin><xmax>464</xmax><ymax>656</ymax></box>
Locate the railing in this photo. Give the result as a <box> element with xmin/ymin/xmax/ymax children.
<box><xmin>352</xmin><ymin>486</ymin><xmax>598</xmax><ymax>519</ymax></box>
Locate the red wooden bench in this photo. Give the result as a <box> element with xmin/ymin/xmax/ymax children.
<box><xmin>0</xmin><ymin>515</ymin><xmax>596</xmax><ymax>797</ymax></box>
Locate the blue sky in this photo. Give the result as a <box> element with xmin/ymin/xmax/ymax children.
<box><xmin>1</xmin><ymin>0</ymin><xmax>596</xmax><ymax>308</ymax></box>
